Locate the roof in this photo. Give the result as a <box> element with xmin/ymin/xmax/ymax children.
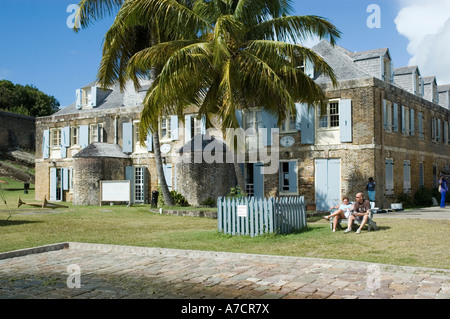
<box><xmin>394</xmin><ymin>66</ymin><xmax>420</xmax><ymax>76</ymax></box>
<box><xmin>177</xmin><ymin>134</ymin><xmax>229</xmax><ymax>154</ymax></box>
<box><xmin>422</xmin><ymin>76</ymin><xmax>437</xmax><ymax>84</ymax></box>
<box><xmin>351</xmin><ymin>48</ymin><xmax>390</xmax><ymax>61</ymax></box>
<box><xmin>438</xmin><ymin>84</ymin><xmax>450</xmax><ymax>92</ymax></box>
<box><xmin>53</xmin><ymin>79</ymin><xmax>152</xmax><ymax>116</ymax></box>
<box><xmin>311</xmin><ymin>40</ymin><xmax>373</xmax><ymax>83</ymax></box>
<box><xmin>73</xmin><ymin>143</ymin><xmax>130</xmax><ymax>159</ymax></box>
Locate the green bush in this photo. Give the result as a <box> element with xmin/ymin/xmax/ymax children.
<box><xmin>413</xmin><ymin>188</ymin><xmax>433</xmax><ymax>207</ymax></box>
<box><xmin>227</xmin><ymin>186</ymin><xmax>247</xmax><ymax>199</ymax></box>
<box><xmin>397</xmin><ymin>193</ymin><xmax>415</xmax><ymax>209</ymax></box>
<box><xmin>157</xmin><ymin>186</ymin><xmax>189</xmax><ymax>207</ymax></box>
<box><xmin>201</xmin><ymin>197</ymin><xmax>216</xmax><ymax>207</ymax></box>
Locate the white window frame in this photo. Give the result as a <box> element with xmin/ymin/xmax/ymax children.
<box><xmin>280</xmin><ymin>111</ymin><xmax>297</xmax><ymax>133</ymax></box>
<box><xmin>71</xmin><ymin>126</ymin><xmax>79</xmax><ymax>146</ymax></box>
<box><xmin>160</xmin><ymin>117</ymin><xmax>172</xmax><ymax>141</ymax></box>
<box><xmin>89</xmin><ymin>123</ymin><xmax>104</xmax><ymax>143</ymax></box>
<box><xmin>243</xmin><ymin>109</ymin><xmax>263</xmax><ymax>150</ymax></box>
<box><xmin>384</xmin><ymin>101</ymin><xmax>393</xmax><ymax>132</ymax></box>
<box><xmin>50</xmin><ymin>128</ymin><xmax>61</xmax><ymax>147</ymax></box>
<box><xmin>318</xmin><ymin>101</ymin><xmax>340</xmax><ymax>130</ymax></box>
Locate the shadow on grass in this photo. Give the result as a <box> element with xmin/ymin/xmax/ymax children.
<box><xmin>0</xmin><ymin>220</ymin><xmax>43</xmax><ymax>227</ymax></box>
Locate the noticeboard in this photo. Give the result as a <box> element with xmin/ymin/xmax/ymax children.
<box><xmin>100</xmin><ymin>180</ymin><xmax>131</xmax><ymax>206</ymax></box>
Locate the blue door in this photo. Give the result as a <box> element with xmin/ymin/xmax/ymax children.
<box><xmin>315</xmin><ymin>159</ymin><xmax>341</xmax><ymax>211</ymax></box>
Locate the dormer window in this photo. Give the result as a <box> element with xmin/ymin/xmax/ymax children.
<box><xmin>76</xmin><ymin>86</ymin><xmax>98</xmax><ymax>109</ymax></box>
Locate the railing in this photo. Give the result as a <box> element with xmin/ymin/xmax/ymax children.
<box><xmin>217</xmin><ymin>196</ymin><xmax>307</xmax><ymax>236</ymax></box>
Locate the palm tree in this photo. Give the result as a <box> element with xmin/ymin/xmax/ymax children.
<box><xmin>121</xmin><ymin>0</ymin><xmax>340</xmax><ymax>191</ymax></box>
<box><xmin>75</xmin><ymin>0</ymin><xmax>340</xmax><ymax>200</ymax></box>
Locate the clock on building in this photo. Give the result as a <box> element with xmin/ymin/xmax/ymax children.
<box><xmin>280</xmin><ymin>136</ymin><xmax>295</xmax><ymax>147</ymax></box>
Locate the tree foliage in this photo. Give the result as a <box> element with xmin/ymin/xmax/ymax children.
<box><xmin>0</xmin><ymin>80</ymin><xmax>60</xmax><ymax>117</ymax></box>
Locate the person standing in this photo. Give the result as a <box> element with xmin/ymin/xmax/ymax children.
<box><xmin>439</xmin><ymin>174</ymin><xmax>448</xmax><ymax>208</ymax></box>
<box><xmin>366</xmin><ymin>177</ymin><xmax>376</xmax><ymax>202</ymax></box>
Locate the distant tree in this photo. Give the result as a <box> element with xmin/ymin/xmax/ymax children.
<box><xmin>0</xmin><ymin>80</ymin><xmax>60</xmax><ymax>117</ymax></box>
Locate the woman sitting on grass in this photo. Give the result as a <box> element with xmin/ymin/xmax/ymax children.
<box><xmin>323</xmin><ymin>196</ymin><xmax>354</xmax><ymax>232</ymax></box>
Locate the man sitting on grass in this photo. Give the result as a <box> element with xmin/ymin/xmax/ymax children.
<box><xmin>344</xmin><ymin>192</ymin><xmax>371</xmax><ymax>234</ymax></box>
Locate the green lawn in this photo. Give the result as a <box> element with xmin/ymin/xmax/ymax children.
<box><xmin>0</xmin><ymin>184</ymin><xmax>448</xmax><ymax>270</ymax></box>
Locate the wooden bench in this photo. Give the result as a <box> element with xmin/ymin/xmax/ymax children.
<box><xmin>329</xmin><ymin>208</ymin><xmax>378</xmax><ymax>231</ymax></box>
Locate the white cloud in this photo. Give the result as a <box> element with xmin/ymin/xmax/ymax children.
<box><xmin>395</xmin><ymin>0</ymin><xmax>450</xmax><ymax>84</ymax></box>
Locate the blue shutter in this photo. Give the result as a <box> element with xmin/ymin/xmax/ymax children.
<box><xmin>261</xmin><ymin>110</ymin><xmax>278</xmax><ymax>146</ymax></box>
<box><xmin>288</xmin><ymin>161</ymin><xmax>297</xmax><ymax>193</ymax></box>
<box><xmin>393</xmin><ymin>103</ymin><xmax>398</xmax><ymax>132</ymax></box>
<box><xmin>163</xmin><ymin>164</ymin><xmax>172</xmax><ymax>189</ymax></box>
<box><xmin>122</xmin><ymin>122</ymin><xmax>133</xmax><ymax>153</ymax></box>
<box><xmin>300</xmin><ymin>104</ymin><xmax>314</xmax><ymax>144</ymax></box>
<box><xmin>437</xmin><ymin>119</ymin><xmax>441</xmax><ymax>141</ymax></box>
<box><xmin>184</xmin><ymin>115</ymin><xmax>192</xmax><ymax>142</ymax></box>
<box><xmin>401</xmin><ymin>105</ymin><xmax>406</xmax><ymax>134</ymax></box>
<box><xmin>146</xmin><ymin>130</ymin><xmax>153</xmax><ymax>152</ymax></box>
<box><xmin>315</xmin><ymin>159</ymin><xmax>328</xmax><ymax>211</ymax></box>
<box><xmin>79</xmin><ymin>125</ymin><xmax>89</xmax><ymax>149</ymax></box>
<box><xmin>61</xmin><ymin>126</ymin><xmax>70</xmax><ymax>158</ymax></box>
<box><xmin>76</xmin><ymin>89</ymin><xmax>82</xmax><ymax>109</ymax></box>
<box><xmin>125</xmin><ymin>166</ymin><xmax>134</xmax><ymax>203</ymax></box>
<box><xmin>170</xmin><ymin>116</ymin><xmax>178</xmax><ymax>140</ymax></box>
<box><xmin>43</xmin><ymin>129</ymin><xmax>50</xmax><ymax>159</ymax></box>
<box><xmin>50</xmin><ymin>167</ymin><xmax>57</xmax><ymax>201</ymax></box>
<box><xmin>403</xmin><ymin>161</ymin><xmax>411</xmax><ymax>193</ymax></box>
<box><xmin>383</xmin><ymin>100</ymin><xmax>388</xmax><ymax>130</ymax></box>
<box><xmin>418</xmin><ymin>112</ymin><xmax>424</xmax><ymax>138</ymax></box>
<box><xmin>339</xmin><ymin>99</ymin><xmax>352</xmax><ymax>143</ymax></box>
<box><xmin>235</xmin><ymin>110</ymin><xmax>243</xmax><ymax>128</ymax></box>
<box><xmin>253</xmin><ymin>163</ymin><xmax>264</xmax><ymax>199</ymax></box>
<box><xmin>90</xmin><ymin>86</ymin><xmax>97</xmax><ymax>107</ymax></box>
<box><xmin>410</xmin><ymin>109</ymin><xmax>415</xmax><ymax>136</ymax></box>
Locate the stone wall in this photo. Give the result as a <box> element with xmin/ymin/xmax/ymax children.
<box><xmin>0</xmin><ymin>111</ymin><xmax>35</xmax><ymax>151</ymax></box>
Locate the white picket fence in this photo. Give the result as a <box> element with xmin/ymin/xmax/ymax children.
<box><xmin>217</xmin><ymin>196</ymin><xmax>307</xmax><ymax>236</ymax></box>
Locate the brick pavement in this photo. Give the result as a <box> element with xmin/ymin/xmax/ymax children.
<box><xmin>0</xmin><ymin>242</ymin><xmax>448</xmax><ymax>300</ymax></box>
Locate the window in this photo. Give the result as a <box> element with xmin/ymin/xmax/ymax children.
<box><xmin>69</xmin><ymin>167</ymin><xmax>74</xmax><ymax>192</ymax></box>
<box><xmin>190</xmin><ymin>115</ymin><xmax>203</xmax><ymax>137</ymax></box>
<box><xmin>160</xmin><ymin>117</ymin><xmax>172</xmax><ymax>140</ymax></box>
<box><xmin>50</xmin><ymin>128</ymin><xmax>61</xmax><ymax>147</ymax></box>
<box><xmin>385</xmin><ymin>159</ymin><xmax>394</xmax><ymax>195</ymax></box>
<box><xmin>318</xmin><ymin>102</ymin><xmax>339</xmax><ymax>129</ymax></box>
<box><xmin>402</xmin><ymin>106</ymin><xmax>410</xmax><ymax>135</ymax></box>
<box><xmin>89</xmin><ymin>123</ymin><xmax>103</xmax><ymax>143</ymax></box>
<box><xmin>383</xmin><ymin>100</ymin><xmax>398</xmax><ymax>132</ymax></box>
<box><xmin>134</xmin><ymin>166</ymin><xmax>145</xmax><ymax>203</ymax></box>
<box><xmin>243</xmin><ymin>110</ymin><xmax>263</xmax><ymax>150</ymax></box>
<box><xmin>432</xmin><ymin>117</ymin><xmax>441</xmax><ymax>142</ymax></box>
<box><xmin>71</xmin><ymin>126</ymin><xmax>79</xmax><ymax>146</ymax></box>
<box><xmin>81</xmin><ymin>88</ymin><xmax>91</xmax><ymax>106</ymax></box>
<box><xmin>403</xmin><ymin>161</ymin><xmax>411</xmax><ymax>194</ymax></box>
<box><xmin>280</xmin><ymin>111</ymin><xmax>296</xmax><ymax>133</ymax></box>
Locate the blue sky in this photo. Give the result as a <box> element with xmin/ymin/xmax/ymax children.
<box><xmin>0</xmin><ymin>0</ymin><xmax>446</xmax><ymax>108</ymax></box>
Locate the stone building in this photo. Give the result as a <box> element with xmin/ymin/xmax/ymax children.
<box><xmin>35</xmin><ymin>40</ymin><xmax>450</xmax><ymax>210</ymax></box>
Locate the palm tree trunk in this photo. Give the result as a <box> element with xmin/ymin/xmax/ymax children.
<box><xmin>233</xmin><ymin>152</ymin><xmax>246</xmax><ymax>194</ymax></box>
<box><xmin>152</xmin><ymin>130</ymin><xmax>174</xmax><ymax>206</ymax></box>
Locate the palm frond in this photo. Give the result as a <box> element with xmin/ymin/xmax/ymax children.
<box><xmin>74</xmin><ymin>0</ymin><xmax>123</xmax><ymax>32</ymax></box>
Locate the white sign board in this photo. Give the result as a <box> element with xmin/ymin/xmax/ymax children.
<box><xmin>100</xmin><ymin>180</ymin><xmax>131</xmax><ymax>205</ymax></box>
<box><xmin>237</xmin><ymin>205</ymin><xmax>248</xmax><ymax>218</ymax></box>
